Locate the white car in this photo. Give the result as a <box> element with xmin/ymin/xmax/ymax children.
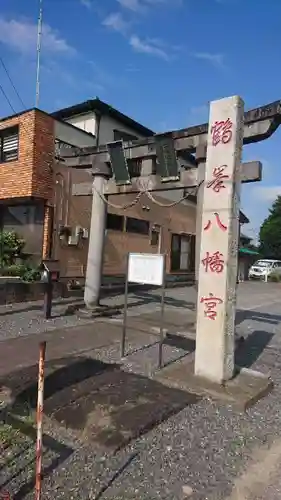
<box><xmin>248</xmin><ymin>259</ymin><xmax>281</xmax><ymax>281</ymax></box>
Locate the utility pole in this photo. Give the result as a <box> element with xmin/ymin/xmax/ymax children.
<box><xmin>35</xmin><ymin>0</ymin><xmax>43</xmax><ymax>108</ymax></box>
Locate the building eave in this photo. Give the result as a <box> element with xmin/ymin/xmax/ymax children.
<box><xmin>51</xmin><ymin>99</ymin><xmax>155</xmax><ymax>137</ymax></box>
<box><xmin>0</xmin><ymin>108</ymin><xmax>96</xmax><ymax>141</ymax></box>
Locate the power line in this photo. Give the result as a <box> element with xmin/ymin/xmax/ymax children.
<box><xmin>0</xmin><ymin>79</ymin><xmax>53</xmax><ymax>173</ymax></box>
<box><xmin>0</xmin><ymin>82</ymin><xmax>17</xmax><ymax>115</ymax></box>
<box><xmin>0</xmin><ymin>56</ymin><xmax>26</xmax><ymax>110</ymax></box>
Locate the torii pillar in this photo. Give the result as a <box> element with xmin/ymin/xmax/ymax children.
<box><xmin>194</xmin><ymin>96</ymin><xmax>243</xmax><ymax>383</ymax></box>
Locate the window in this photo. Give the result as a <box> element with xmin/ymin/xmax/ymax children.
<box><xmin>0</xmin><ymin>126</ymin><xmax>19</xmax><ymax>162</ymax></box>
<box><xmin>127</xmin><ymin>159</ymin><xmax>141</xmax><ymax>178</ymax></box>
<box><xmin>150</xmin><ymin>230</ymin><xmax>159</xmax><ymax>246</ymax></box>
<box><xmin>55</xmin><ymin>139</ymin><xmax>75</xmax><ymax>157</ymax></box>
<box><xmin>1</xmin><ymin>203</ymin><xmax>44</xmax><ymax>257</ymax></box>
<box><xmin>113</xmin><ymin>129</ymin><xmax>138</xmax><ymax>142</ymax></box>
<box><xmin>126</xmin><ymin>217</ymin><xmax>150</xmax><ymax>235</ymax></box>
<box><xmin>170</xmin><ymin>233</ymin><xmax>194</xmax><ymax>272</ymax></box>
<box><xmin>127</xmin><ymin>158</ymin><xmax>156</xmax><ymax>178</ymax></box>
<box><xmin>106</xmin><ymin>213</ymin><xmax>124</xmax><ymax>231</ymax></box>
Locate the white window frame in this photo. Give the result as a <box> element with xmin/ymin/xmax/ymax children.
<box><xmin>0</xmin><ymin>126</ymin><xmax>19</xmax><ymax>163</ymax></box>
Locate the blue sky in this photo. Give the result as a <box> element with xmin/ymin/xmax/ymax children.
<box><xmin>0</xmin><ymin>0</ymin><xmax>281</xmax><ymax>241</ymax></box>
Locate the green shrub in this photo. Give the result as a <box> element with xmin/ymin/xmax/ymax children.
<box><xmin>20</xmin><ymin>266</ymin><xmax>41</xmax><ymax>282</ymax></box>
<box><xmin>0</xmin><ymin>231</ymin><xmax>25</xmax><ymax>266</ymax></box>
<box><xmin>0</xmin><ymin>264</ymin><xmax>26</xmax><ymax>277</ymax></box>
<box><xmin>0</xmin><ymin>264</ymin><xmax>41</xmax><ymax>282</ymax></box>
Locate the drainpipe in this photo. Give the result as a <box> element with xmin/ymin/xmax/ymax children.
<box><xmin>0</xmin><ymin>207</ymin><xmax>3</xmax><ymax>270</ymax></box>
<box><xmin>95</xmin><ymin>111</ymin><xmax>102</xmax><ymax>147</ymax></box>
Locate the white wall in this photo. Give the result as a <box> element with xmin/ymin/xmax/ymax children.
<box><xmin>54</xmin><ymin>120</ymin><xmax>97</xmax><ymax>147</ymax></box>
<box><xmin>65</xmin><ymin>111</ymin><xmax>148</xmax><ymax>145</ymax></box>
<box><xmin>66</xmin><ymin>112</ymin><xmax>97</xmax><ymax>136</ymax></box>
<box><xmin>98</xmin><ymin>114</ymin><xmax>146</xmax><ymax>144</ymax></box>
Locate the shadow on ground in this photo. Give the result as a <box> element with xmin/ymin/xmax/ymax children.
<box><xmin>234</xmin><ymin>308</ymin><xmax>278</xmax><ymax>370</ymax></box>
<box><xmin>235</xmin><ymin>330</ymin><xmax>274</xmax><ymax>370</ymax></box>
<box><xmin>134</xmin><ymin>290</ymin><xmax>195</xmax><ymax>311</ymax></box>
<box><xmin>0</xmin><ymin>356</ymin><xmax>199</xmax><ymax>452</ymax></box>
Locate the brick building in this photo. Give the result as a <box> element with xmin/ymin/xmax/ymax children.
<box><xmin>0</xmin><ymin>108</ymin><xmax>96</xmax><ymax>262</ymax></box>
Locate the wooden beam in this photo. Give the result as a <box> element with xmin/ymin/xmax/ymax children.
<box><xmin>72</xmin><ymin>161</ymin><xmax>262</xmax><ymax>196</ymax></box>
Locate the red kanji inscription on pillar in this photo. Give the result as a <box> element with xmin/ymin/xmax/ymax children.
<box><xmin>204</xmin><ymin>212</ymin><xmax>227</xmax><ymax>232</ymax></box>
<box><xmin>207</xmin><ymin>165</ymin><xmax>230</xmax><ymax>193</ymax></box>
<box><xmin>202</xmin><ymin>251</ymin><xmax>225</xmax><ymax>273</ymax></box>
<box><xmin>211</xmin><ymin>118</ymin><xmax>233</xmax><ymax>146</ymax></box>
<box><xmin>200</xmin><ymin>293</ymin><xmax>223</xmax><ymax>320</ymax></box>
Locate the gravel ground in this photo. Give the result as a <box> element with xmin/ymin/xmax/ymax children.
<box><xmin>0</xmin><ymin>287</ymin><xmax>194</xmax><ymax>342</ymax></box>
<box><xmin>1</xmin><ymin>283</ymin><xmax>281</xmax><ymax>499</ymax></box>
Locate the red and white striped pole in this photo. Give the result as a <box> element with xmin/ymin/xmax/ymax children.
<box><xmin>35</xmin><ymin>341</ymin><xmax>46</xmax><ymax>500</ymax></box>
<box><xmin>0</xmin><ymin>491</ymin><xmax>12</xmax><ymax>499</ymax></box>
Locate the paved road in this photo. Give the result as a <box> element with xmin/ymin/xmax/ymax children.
<box><xmin>1</xmin><ymin>282</ymin><xmax>281</xmax><ymax>499</ymax></box>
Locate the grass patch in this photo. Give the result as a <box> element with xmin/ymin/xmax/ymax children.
<box><xmin>0</xmin><ymin>422</ymin><xmax>21</xmax><ymax>449</ymax></box>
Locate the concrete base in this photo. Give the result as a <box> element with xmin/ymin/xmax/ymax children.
<box><xmin>154</xmin><ymin>358</ymin><xmax>273</xmax><ymax>411</ymax></box>
<box><xmin>77</xmin><ymin>304</ymin><xmax>122</xmax><ymax>319</ymax></box>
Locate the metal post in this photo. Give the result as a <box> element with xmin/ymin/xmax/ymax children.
<box><xmin>43</xmin><ymin>280</ymin><xmax>52</xmax><ymax>319</ymax></box>
<box><xmin>158</xmin><ymin>255</ymin><xmax>166</xmax><ymax>369</ymax></box>
<box><xmin>157</xmin><ymin>226</ymin><xmax>162</xmax><ymax>254</ymax></box>
<box><xmin>35</xmin><ymin>341</ymin><xmax>46</xmax><ymax>500</ymax></box>
<box><xmin>121</xmin><ymin>254</ymin><xmax>129</xmax><ymax>358</ymax></box>
<box><xmin>84</xmin><ymin>164</ymin><xmax>111</xmax><ymax>309</ymax></box>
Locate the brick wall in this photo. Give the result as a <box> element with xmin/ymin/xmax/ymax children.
<box><xmin>32</xmin><ymin>111</ymin><xmax>54</xmax><ymax>200</ymax></box>
<box><xmin>0</xmin><ymin>111</ymin><xmax>35</xmax><ymax>199</ymax></box>
<box><xmin>0</xmin><ymin>109</ymin><xmax>54</xmax><ymax>201</ymax></box>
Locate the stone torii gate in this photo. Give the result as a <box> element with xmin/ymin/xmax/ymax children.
<box><xmin>61</xmin><ymin>96</ymin><xmax>281</xmax><ymax>387</ymax></box>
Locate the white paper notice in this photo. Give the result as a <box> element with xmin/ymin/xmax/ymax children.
<box><xmin>127</xmin><ymin>253</ymin><xmax>165</xmax><ymax>286</ymax></box>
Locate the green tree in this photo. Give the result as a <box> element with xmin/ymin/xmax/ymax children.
<box><xmin>259</xmin><ymin>195</ymin><xmax>281</xmax><ymax>258</ymax></box>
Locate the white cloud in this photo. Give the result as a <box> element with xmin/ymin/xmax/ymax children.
<box><xmin>253</xmin><ymin>186</ymin><xmax>281</xmax><ymax>202</ymax></box>
<box><xmin>193</xmin><ymin>52</ymin><xmax>224</xmax><ymax>68</ymax></box>
<box><xmin>80</xmin><ymin>0</ymin><xmax>92</xmax><ymax>8</ymax></box>
<box><xmin>0</xmin><ymin>17</ymin><xmax>75</xmax><ymax>56</ymax></box>
<box><xmin>117</xmin><ymin>0</ymin><xmax>144</xmax><ymax>11</ymax></box>
<box><xmin>102</xmin><ymin>12</ymin><xmax>129</xmax><ymax>34</ymax></box>
<box><xmin>130</xmin><ymin>35</ymin><xmax>169</xmax><ymax>59</ymax></box>
<box><xmin>144</xmin><ymin>0</ymin><xmax>170</xmax><ymax>4</ymax></box>
<box><xmin>103</xmin><ymin>4</ymin><xmax>178</xmax><ymax>60</ymax></box>
<box><xmin>117</xmin><ymin>0</ymin><xmax>168</xmax><ymax>10</ymax></box>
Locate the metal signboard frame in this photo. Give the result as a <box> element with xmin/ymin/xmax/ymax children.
<box><xmin>121</xmin><ymin>252</ymin><xmax>166</xmax><ymax>368</ymax></box>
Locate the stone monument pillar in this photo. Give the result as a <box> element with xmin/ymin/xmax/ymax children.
<box><xmin>194</xmin><ymin>95</ymin><xmax>244</xmax><ymax>384</ymax></box>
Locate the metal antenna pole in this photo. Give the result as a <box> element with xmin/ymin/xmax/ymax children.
<box><xmin>35</xmin><ymin>0</ymin><xmax>43</xmax><ymax>108</ymax></box>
